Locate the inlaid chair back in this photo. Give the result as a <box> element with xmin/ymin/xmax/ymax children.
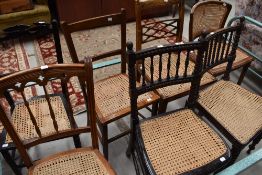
<box><xmin>61</xmin><ymin>9</ymin><xmax>127</xmax><ymax>73</ymax></box>
<box><xmin>201</xmin><ymin>17</ymin><xmax>245</xmax><ymax>79</ymax></box>
<box><xmin>189</xmin><ymin>0</ymin><xmax>232</xmax><ymax>41</ymax></box>
<box><xmin>0</xmin><ymin>62</ymin><xmax>97</xmax><ymax>168</ymax></box>
<box><xmin>135</xmin><ymin>0</ymin><xmax>185</xmax><ymax>51</ymax></box>
<box><xmin>127</xmin><ymin>40</ymin><xmax>205</xmax><ymax>119</ymax></box>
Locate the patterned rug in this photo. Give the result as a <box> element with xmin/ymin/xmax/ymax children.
<box><xmin>0</xmin><ymin>20</ymin><xmax>176</xmax><ymax>131</ymax></box>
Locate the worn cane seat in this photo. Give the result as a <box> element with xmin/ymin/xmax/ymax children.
<box><xmin>144</xmin><ymin>52</ymin><xmax>216</xmax><ymax>99</ymax></box>
<box><xmin>138</xmin><ymin>109</ymin><xmax>229</xmax><ymax>174</ymax></box>
<box><xmin>198</xmin><ymin>80</ymin><xmax>262</xmax><ymax>144</ymax></box>
<box><xmin>29</xmin><ymin>148</ymin><xmax>115</xmax><ymax>175</ymax></box>
<box><xmin>94</xmin><ymin>74</ymin><xmax>159</xmax><ymax>124</ymax></box>
<box><xmin>5</xmin><ymin>95</ymin><xmax>71</xmax><ymax>143</ymax></box>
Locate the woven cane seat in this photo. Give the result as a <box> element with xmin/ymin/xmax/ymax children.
<box><xmin>144</xmin><ymin>52</ymin><xmax>216</xmax><ymax>99</ymax></box>
<box><xmin>198</xmin><ymin>80</ymin><xmax>262</xmax><ymax>144</ymax></box>
<box><xmin>5</xmin><ymin>95</ymin><xmax>71</xmax><ymax>143</ymax></box>
<box><xmin>139</xmin><ymin>109</ymin><xmax>228</xmax><ymax>174</ymax></box>
<box><xmin>29</xmin><ymin>148</ymin><xmax>115</xmax><ymax>175</ymax></box>
<box><xmin>95</xmin><ymin>74</ymin><xmax>159</xmax><ymax>124</ymax></box>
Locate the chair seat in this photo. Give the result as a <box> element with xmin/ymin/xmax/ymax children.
<box><xmin>5</xmin><ymin>95</ymin><xmax>71</xmax><ymax>143</ymax></box>
<box><xmin>208</xmin><ymin>49</ymin><xmax>253</xmax><ymax>76</ymax></box>
<box><xmin>94</xmin><ymin>74</ymin><xmax>159</xmax><ymax>124</ymax></box>
<box><xmin>29</xmin><ymin>148</ymin><xmax>115</xmax><ymax>175</ymax></box>
<box><xmin>144</xmin><ymin>52</ymin><xmax>216</xmax><ymax>99</ymax></box>
<box><xmin>198</xmin><ymin>80</ymin><xmax>262</xmax><ymax>144</ymax></box>
<box><xmin>138</xmin><ymin>109</ymin><xmax>229</xmax><ymax>174</ymax></box>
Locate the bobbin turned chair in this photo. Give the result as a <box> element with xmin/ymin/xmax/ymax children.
<box><xmin>61</xmin><ymin>9</ymin><xmax>159</xmax><ymax>160</ymax></box>
<box><xmin>195</xmin><ymin>17</ymin><xmax>262</xmax><ymax>165</ymax></box>
<box><xmin>0</xmin><ymin>62</ymin><xmax>116</xmax><ymax>175</ymax></box>
<box><xmin>189</xmin><ymin>0</ymin><xmax>253</xmax><ymax>85</ymax></box>
<box><xmin>126</xmin><ymin>40</ymin><xmax>231</xmax><ymax>174</ymax></box>
<box><xmin>135</xmin><ymin>0</ymin><xmax>216</xmax><ymax>114</ymax></box>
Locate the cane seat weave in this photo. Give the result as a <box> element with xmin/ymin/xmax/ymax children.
<box><xmin>144</xmin><ymin>52</ymin><xmax>216</xmax><ymax>99</ymax></box>
<box><xmin>5</xmin><ymin>95</ymin><xmax>71</xmax><ymax>143</ymax></box>
<box><xmin>94</xmin><ymin>74</ymin><xmax>159</xmax><ymax>124</ymax></box>
<box><xmin>29</xmin><ymin>148</ymin><xmax>115</xmax><ymax>175</ymax></box>
<box><xmin>198</xmin><ymin>80</ymin><xmax>262</xmax><ymax>144</ymax></box>
<box><xmin>139</xmin><ymin>109</ymin><xmax>228</xmax><ymax>174</ymax></box>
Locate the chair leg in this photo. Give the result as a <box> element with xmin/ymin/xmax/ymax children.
<box><xmin>101</xmin><ymin>125</ymin><xmax>109</xmax><ymax>160</ymax></box>
<box><xmin>228</xmin><ymin>144</ymin><xmax>242</xmax><ymax>166</ymax></box>
<box><xmin>158</xmin><ymin>100</ymin><xmax>168</xmax><ymax>114</ymax></box>
<box><xmin>1</xmin><ymin>149</ymin><xmax>22</xmax><ymax>175</ymax></box>
<box><xmin>73</xmin><ymin>135</ymin><xmax>82</xmax><ymax>148</ymax></box>
<box><xmin>237</xmin><ymin>63</ymin><xmax>251</xmax><ymax>85</ymax></box>
<box><xmin>151</xmin><ymin>102</ymin><xmax>158</xmax><ymax>116</ymax></box>
<box><xmin>247</xmin><ymin>134</ymin><xmax>262</xmax><ymax>154</ymax></box>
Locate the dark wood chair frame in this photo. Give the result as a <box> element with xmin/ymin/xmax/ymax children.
<box><xmin>189</xmin><ymin>0</ymin><xmax>253</xmax><ymax>85</ymax></box>
<box><xmin>0</xmin><ymin>62</ymin><xmax>100</xmax><ymax>174</ymax></box>
<box><xmin>194</xmin><ymin>17</ymin><xmax>260</xmax><ymax>166</ymax></box>
<box><xmin>135</xmin><ymin>0</ymin><xmax>185</xmax><ymax>51</ymax></box>
<box><xmin>126</xmin><ymin>38</ymin><xmax>231</xmax><ymax>174</ymax></box>
<box><xmin>61</xmin><ymin>9</ymin><xmax>158</xmax><ymax>160</ymax></box>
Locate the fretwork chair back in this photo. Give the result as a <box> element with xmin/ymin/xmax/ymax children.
<box><xmin>189</xmin><ymin>0</ymin><xmax>253</xmax><ymax>85</ymax></box>
<box><xmin>196</xmin><ymin>17</ymin><xmax>262</xmax><ymax>165</ymax></box>
<box><xmin>135</xmin><ymin>0</ymin><xmax>185</xmax><ymax>51</ymax></box>
<box><xmin>0</xmin><ymin>62</ymin><xmax>116</xmax><ymax>175</ymax></box>
<box><xmin>126</xmin><ymin>40</ymin><xmax>231</xmax><ymax>175</ymax></box>
<box><xmin>61</xmin><ymin>9</ymin><xmax>159</xmax><ymax>160</ymax></box>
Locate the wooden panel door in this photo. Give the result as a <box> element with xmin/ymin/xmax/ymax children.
<box><xmin>56</xmin><ymin>0</ymin><xmax>101</xmax><ymax>23</ymax></box>
<box><xmin>101</xmin><ymin>0</ymin><xmax>135</xmax><ymax>21</ymax></box>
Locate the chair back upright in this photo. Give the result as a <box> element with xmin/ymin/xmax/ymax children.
<box><xmin>135</xmin><ymin>0</ymin><xmax>185</xmax><ymax>51</ymax></box>
<box><xmin>61</xmin><ymin>9</ymin><xmax>127</xmax><ymax>73</ymax></box>
<box><xmin>0</xmin><ymin>61</ymin><xmax>97</xmax><ymax>168</ymax></box>
<box><xmin>200</xmin><ymin>17</ymin><xmax>245</xmax><ymax>80</ymax></box>
<box><xmin>189</xmin><ymin>0</ymin><xmax>232</xmax><ymax>41</ymax></box>
<box><xmin>127</xmin><ymin>40</ymin><xmax>206</xmax><ymax>125</ymax></box>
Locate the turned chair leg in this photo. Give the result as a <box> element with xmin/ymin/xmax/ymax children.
<box><xmin>1</xmin><ymin>149</ymin><xmax>22</xmax><ymax>175</ymax></box>
<box><xmin>158</xmin><ymin>100</ymin><xmax>168</xmax><ymax>114</ymax></box>
<box><xmin>73</xmin><ymin>135</ymin><xmax>82</xmax><ymax>148</ymax></box>
<box><xmin>237</xmin><ymin>62</ymin><xmax>251</xmax><ymax>85</ymax></box>
<box><xmin>151</xmin><ymin>102</ymin><xmax>158</xmax><ymax>116</ymax></box>
<box><xmin>247</xmin><ymin>134</ymin><xmax>262</xmax><ymax>154</ymax></box>
<box><xmin>228</xmin><ymin>144</ymin><xmax>242</xmax><ymax>166</ymax></box>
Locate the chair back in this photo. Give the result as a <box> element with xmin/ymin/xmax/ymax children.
<box><xmin>189</xmin><ymin>0</ymin><xmax>232</xmax><ymax>41</ymax></box>
<box><xmin>0</xmin><ymin>61</ymin><xmax>97</xmax><ymax>167</ymax></box>
<box><xmin>135</xmin><ymin>0</ymin><xmax>185</xmax><ymax>50</ymax></box>
<box><xmin>201</xmin><ymin>17</ymin><xmax>245</xmax><ymax>79</ymax></box>
<box><xmin>61</xmin><ymin>9</ymin><xmax>127</xmax><ymax>73</ymax></box>
<box><xmin>127</xmin><ymin>40</ymin><xmax>206</xmax><ymax>123</ymax></box>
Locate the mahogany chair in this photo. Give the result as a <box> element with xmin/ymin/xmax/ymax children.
<box><xmin>0</xmin><ymin>62</ymin><xmax>116</xmax><ymax>175</ymax></box>
<box><xmin>135</xmin><ymin>0</ymin><xmax>185</xmax><ymax>51</ymax></box>
<box><xmin>126</xmin><ymin>39</ymin><xmax>231</xmax><ymax>174</ymax></box>
<box><xmin>189</xmin><ymin>0</ymin><xmax>253</xmax><ymax>85</ymax></box>
<box><xmin>61</xmin><ymin>9</ymin><xmax>159</xmax><ymax>160</ymax></box>
<box><xmin>195</xmin><ymin>17</ymin><xmax>262</xmax><ymax>165</ymax></box>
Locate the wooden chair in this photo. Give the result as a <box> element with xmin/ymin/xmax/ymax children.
<box><xmin>189</xmin><ymin>0</ymin><xmax>253</xmax><ymax>85</ymax></box>
<box><xmin>135</xmin><ymin>0</ymin><xmax>216</xmax><ymax>114</ymax></box>
<box><xmin>195</xmin><ymin>17</ymin><xmax>262</xmax><ymax>166</ymax></box>
<box><xmin>61</xmin><ymin>9</ymin><xmax>159</xmax><ymax>160</ymax></box>
<box><xmin>0</xmin><ymin>62</ymin><xmax>116</xmax><ymax>175</ymax></box>
<box><xmin>135</xmin><ymin>0</ymin><xmax>185</xmax><ymax>51</ymax></box>
<box><xmin>126</xmin><ymin>38</ymin><xmax>231</xmax><ymax>174</ymax></box>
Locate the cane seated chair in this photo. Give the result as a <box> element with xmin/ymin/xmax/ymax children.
<box><xmin>189</xmin><ymin>0</ymin><xmax>253</xmax><ymax>85</ymax></box>
<box><xmin>61</xmin><ymin>9</ymin><xmax>159</xmax><ymax>160</ymax></box>
<box><xmin>0</xmin><ymin>62</ymin><xmax>116</xmax><ymax>175</ymax></box>
<box><xmin>196</xmin><ymin>17</ymin><xmax>262</xmax><ymax>165</ymax></box>
<box><xmin>135</xmin><ymin>0</ymin><xmax>216</xmax><ymax>114</ymax></box>
<box><xmin>126</xmin><ymin>40</ymin><xmax>231</xmax><ymax>174</ymax></box>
